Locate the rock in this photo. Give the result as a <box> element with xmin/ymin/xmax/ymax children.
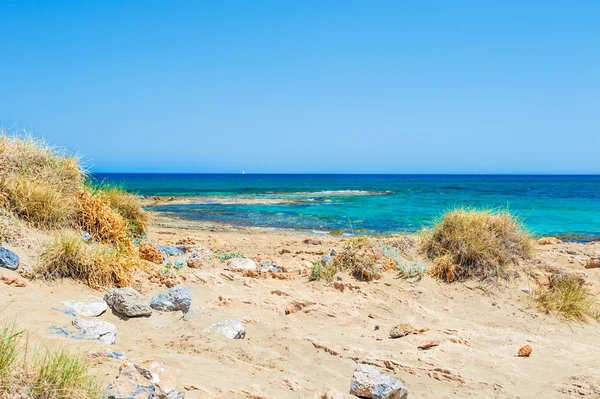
<box><xmin>138</xmin><ymin>242</ymin><xmax>164</xmax><ymax>264</ymax></box>
<box><xmin>1</xmin><ymin>275</ymin><xmax>26</xmax><ymax>287</ymax></box>
<box><xmin>417</xmin><ymin>340</ymin><xmax>439</xmax><ymax>350</ymax></box>
<box><xmin>333</xmin><ymin>281</ymin><xmax>345</xmax><ymax>292</ymax></box>
<box><xmin>368</xmin><ymin>313</ymin><xmax>377</xmax><ymax>319</ymax></box>
<box><xmin>389</xmin><ymin>324</ymin><xmax>415</xmax><ymax>339</ymax></box>
<box><xmin>186</xmin><ymin>257</ymin><xmax>203</xmax><ymax>268</ymax></box>
<box><xmin>104</xmin><ymin>288</ymin><xmax>152</xmax><ymax>317</ymax></box>
<box><xmin>285</xmin><ymin>307</ymin><xmax>296</xmax><ymax>315</ymax></box>
<box><xmin>227</xmin><ymin>258</ymin><xmax>257</xmax><ymax>271</ymax></box>
<box><xmin>203</xmin><ymin>319</ymin><xmax>246</xmax><ymax>339</ymax></box>
<box><xmin>150</xmin><ymin>285</ymin><xmax>192</xmax><ymax>313</ymax></box>
<box><xmin>107</xmin><ymin>360</ymin><xmax>184</xmax><ymax>399</ymax></box>
<box><xmin>521</xmin><ymin>287</ymin><xmax>531</xmax><ymax>294</ymax></box>
<box><xmin>350</xmin><ymin>364</ymin><xmax>409</xmax><ymax>399</ymax></box>
<box><xmin>538</xmin><ymin>237</ymin><xmax>562</xmax><ymax>245</ymax></box>
<box><xmin>72</xmin><ymin>318</ymin><xmax>117</xmax><ymax>344</ymax></box>
<box><xmin>585</xmin><ymin>261</ymin><xmax>600</xmax><ymax>269</ymax></box>
<box><xmin>61</xmin><ymin>298</ymin><xmax>108</xmax><ymax>317</ymax></box>
<box><xmin>0</xmin><ymin>247</ymin><xmax>19</xmax><ymax>270</ymax></box>
<box><xmin>81</xmin><ymin>231</ymin><xmax>93</xmax><ymax>243</ymax></box>
<box><xmin>87</xmin><ymin>348</ymin><xmax>126</xmax><ymax>360</ymax></box>
<box><xmin>518</xmin><ymin>345</ymin><xmax>532</xmax><ymax>357</ymax></box>
<box><xmin>322</xmin><ymin>255</ymin><xmax>331</xmax><ymax>265</ymax></box>
<box><xmin>331</xmin><ymin>249</ymin><xmax>338</xmax><ymax>256</ymax></box>
<box><xmin>156</xmin><ymin>245</ymin><xmax>187</xmax><ymax>256</ymax></box>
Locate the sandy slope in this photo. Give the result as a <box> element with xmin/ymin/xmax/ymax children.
<box><xmin>1</xmin><ymin>214</ymin><xmax>599</xmax><ymax>399</ymax></box>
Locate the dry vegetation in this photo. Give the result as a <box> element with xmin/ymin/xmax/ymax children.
<box><xmin>420</xmin><ymin>208</ymin><xmax>533</xmax><ymax>282</ymax></box>
<box><xmin>0</xmin><ymin>320</ymin><xmax>100</xmax><ymax>399</ymax></box>
<box><xmin>536</xmin><ymin>273</ymin><xmax>599</xmax><ymax>321</ymax></box>
<box><xmin>0</xmin><ymin>131</ymin><xmax>148</xmax><ymax>288</ymax></box>
<box><xmin>311</xmin><ymin>236</ymin><xmax>422</xmax><ymax>282</ymax></box>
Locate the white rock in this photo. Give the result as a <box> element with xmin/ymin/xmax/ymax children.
<box><xmin>350</xmin><ymin>364</ymin><xmax>408</xmax><ymax>399</ymax></box>
<box><xmin>227</xmin><ymin>258</ymin><xmax>257</xmax><ymax>271</ymax></box>
<box><xmin>72</xmin><ymin>318</ymin><xmax>117</xmax><ymax>345</ymax></box>
<box><xmin>203</xmin><ymin>319</ymin><xmax>246</xmax><ymax>339</ymax></box>
<box><xmin>61</xmin><ymin>298</ymin><xmax>108</xmax><ymax>317</ymax></box>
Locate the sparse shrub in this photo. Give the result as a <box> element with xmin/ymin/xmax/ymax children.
<box><xmin>75</xmin><ymin>189</ymin><xmax>131</xmax><ymax>248</ymax></box>
<box><xmin>38</xmin><ymin>231</ymin><xmax>141</xmax><ymax>288</ymax></box>
<box><xmin>373</xmin><ymin>239</ymin><xmax>425</xmax><ymax>280</ymax></box>
<box><xmin>421</xmin><ymin>208</ymin><xmax>533</xmax><ymax>282</ymax></box>
<box><xmin>217</xmin><ymin>252</ymin><xmax>245</xmax><ymax>261</ymax></box>
<box><xmin>30</xmin><ymin>348</ymin><xmax>100</xmax><ymax>399</ymax></box>
<box><xmin>309</xmin><ymin>261</ymin><xmax>337</xmax><ymax>282</ymax></box>
<box><xmin>536</xmin><ymin>273</ymin><xmax>598</xmax><ymax>321</ymax></box>
<box><xmin>0</xmin><ymin>319</ymin><xmax>100</xmax><ymax>399</ymax></box>
<box><xmin>89</xmin><ymin>183</ymin><xmax>148</xmax><ymax>237</ymax></box>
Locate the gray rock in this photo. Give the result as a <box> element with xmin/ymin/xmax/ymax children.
<box><xmin>104</xmin><ymin>288</ymin><xmax>152</xmax><ymax>317</ymax></box>
<box><xmin>150</xmin><ymin>285</ymin><xmax>192</xmax><ymax>313</ymax></box>
<box><xmin>72</xmin><ymin>318</ymin><xmax>117</xmax><ymax>345</ymax></box>
<box><xmin>81</xmin><ymin>231</ymin><xmax>93</xmax><ymax>243</ymax></box>
<box><xmin>227</xmin><ymin>258</ymin><xmax>257</xmax><ymax>271</ymax></box>
<box><xmin>322</xmin><ymin>255</ymin><xmax>331</xmax><ymax>265</ymax></box>
<box><xmin>61</xmin><ymin>298</ymin><xmax>108</xmax><ymax>317</ymax></box>
<box><xmin>350</xmin><ymin>364</ymin><xmax>408</xmax><ymax>399</ymax></box>
<box><xmin>203</xmin><ymin>319</ymin><xmax>246</xmax><ymax>339</ymax></box>
<box><xmin>331</xmin><ymin>249</ymin><xmax>338</xmax><ymax>256</ymax></box>
<box><xmin>156</xmin><ymin>245</ymin><xmax>187</xmax><ymax>256</ymax></box>
<box><xmin>0</xmin><ymin>247</ymin><xmax>19</xmax><ymax>270</ymax></box>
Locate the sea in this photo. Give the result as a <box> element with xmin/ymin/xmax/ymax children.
<box><xmin>94</xmin><ymin>174</ymin><xmax>600</xmax><ymax>241</ymax></box>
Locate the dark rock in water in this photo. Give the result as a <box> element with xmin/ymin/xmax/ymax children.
<box><xmin>81</xmin><ymin>231</ymin><xmax>93</xmax><ymax>243</ymax></box>
<box><xmin>0</xmin><ymin>248</ymin><xmax>19</xmax><ymax>270</ymax></box>
<box><xmin>150</xmin><ymin>285</ymin><xmax>192</xmax><ymax>313</ymax></box>
<box><xmin>156</xmin><ymin>245</ymin><xmax>187</xmax><ymax>256</ymax></box>
<box><xmin>104</xmin><ymin>288</ymin><xmax>152</xmax><ymax>317</ymax></box>
<box><xmin>321</xmin><ymin>255</ymin><xmax>331</xmax><ymax>265</ymax></box>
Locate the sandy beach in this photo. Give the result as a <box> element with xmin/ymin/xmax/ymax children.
<box><xmin>2</xmin><ymin>208</ymin><xmax>599</xmax><ymax>399</ymax></box>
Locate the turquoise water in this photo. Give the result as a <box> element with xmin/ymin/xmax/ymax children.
<box><xmin>94</xmin><ymin>174</ymin><xmax>600</xmax><ymax>240</ymax></box>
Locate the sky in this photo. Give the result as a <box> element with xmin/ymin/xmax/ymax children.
<box><xmin>1</xmin><ymin>1</ymin><xmax>599</xmax><ymax>174</ymax></box>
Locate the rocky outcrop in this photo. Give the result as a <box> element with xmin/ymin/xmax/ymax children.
<box><xmin>350</xmin><ymin>364</ymin><xmax>409</xmax><ymax>399</ymax></box>
<box><xmin>104</xmin><ymin>288</ymin><xmax>152</xmax><ymax>317</ymax></box>
<box><xmin>150</xmin><ymin>285</ymin><xmax>192</xmax><ymax>313</ymax></box>
<box><xmin>0</xmin><ymin>247</ymin><xmax>19</xmax><ymax>270</ymax></box>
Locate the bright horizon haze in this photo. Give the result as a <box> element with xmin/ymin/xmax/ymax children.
<box><xmin>1</xmin><ymin>1</ymin><xmax>599</xmax><ymax>174</ymax></box>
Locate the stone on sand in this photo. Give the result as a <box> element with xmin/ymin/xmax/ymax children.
<box><xmin>0</xmin><ymin>247</ymin><xmax>19</xmax><ymax>270</ymax></box>
<box><xmin>203</xmin><ymin>319</ymin><xmax>246</xmax><ymax>339</ymax></box>
<box><xmin>61</xmin><ymin>298</ymin><xmax>108</xmax><ymax>317</ymax></box>
<box><xmin>107</xmin><ymin>360</ymin><xmax>184</xmax><ymax>399</ymax></box>
<box><xmin>72</xmin><ymin>318</ymin><xmax>117</xmax><ymax>345</ymax></box>
<box><xmin>518</xmin><ymin>345</ymin><xmax>532</xmax><ymax>357</ymax></box>
<box><xmin>227</xmin><ymin>258</ymin><xmax>257</xmax><ymax>271</ymax></box>
<box><xmin>150</xmin><ymin>284</ymin><xmax>192</xmax><ymax>313</ymax></box>
<box><xmin>138</xmin><ymin>241</ymin><xmax>164</xmax><ymax>264</ymax></box>
<box><xmin>350</xmin><ymin>364</ymin><xmax>409</xmax><ymax>399</ymax></box>
<box><xmin>104</xmin><ymin>288</ymin><xmax>152</xmax><ymax>317</ymax></box>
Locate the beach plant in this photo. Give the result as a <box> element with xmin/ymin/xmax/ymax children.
<box><xmin>372</xmin><ymin>239</ymin><xmax>425</xmax><ymax>280</ymax></box>
<box><xmin>0</xmin><ymin>319</ymin><xmax>101</xmax><ymax>398</ymax></box>
<box><xmin>38</xmin><ymin>231</ymin><xmax>142</xmax><ymax>288</ymax></box>
<box><xmin>420</xmin><ymin>207</ymin><xmax>533</xmax><ymax>282</ymax></box>
<box><xmin>217</xmin><ymin>252</ymin><xmax>245</xmax><ymax>262</ymax></box>
<box><xmin>309</xmin><ymin>261</ymin><xmax>337</xmax><ymax>282</ymax></box>
<box><xmin>536</xmin><ymin>274</ymin><xmax>599</xmax><ymax>321</ymax></box>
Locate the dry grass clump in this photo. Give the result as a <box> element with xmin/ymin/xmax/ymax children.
<box><xmin>311</xmin><ymin>237</ymin><xmax>405</xmax><ymax>282</ymax></box>
<box><xmin>91</xmin><ymin>185</ymin><xmax>148</xmax><ymax>237</ymax></box>
<box><xmin>536</xmin><ymin>274</ymin><xmax>599</xmax><ymax>321</ymax></box>
<box><xmin>75</xmin><ymin>189</ymin><xmax>131</xmax><ymax>248</ymax></box>
<box><xmin>38</xmin><ymin>231</ymin><xmax>141</xmax><ymax>288</ymax></box>
<box><xmin>0</xmin><ymin>320</ymin><xmax>100</xmax><ymax>399</ymax></box>
<box><xmin>421</xmin><ymin>208</ymin><xmax>533</xmax><ymax>282</ymax></box>
<box><xmin>0</xmin><ymin>134</ymin><xmax>84</xmax><ymax>229</ymax></box>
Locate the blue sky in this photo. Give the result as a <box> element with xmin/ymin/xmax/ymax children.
<box><xmin>1</xmin><ymin>1</ymin><xmax>599</xmax><ymax>173</ymax></box>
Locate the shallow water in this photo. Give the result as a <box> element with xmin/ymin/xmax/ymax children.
<box><xmin>94</xmin><ymin>174</ymin><xmax>600</xmax><ymax>239</ymax></box>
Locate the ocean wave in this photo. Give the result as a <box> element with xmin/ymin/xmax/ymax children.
<box><xmin>290</xmin><ymin>190</ymin><xmax>392</xmax><ymax>197</ymax></box>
